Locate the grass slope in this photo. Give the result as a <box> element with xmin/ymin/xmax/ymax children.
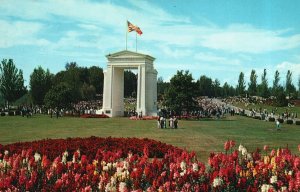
<box><xmin>0</xmin><ymin>115</ymin><xmax>299</xmax><ymax>162</ymax></box>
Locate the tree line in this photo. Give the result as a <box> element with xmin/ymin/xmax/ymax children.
<box><xmin>161</xmin><ymin>69</ymin><xmax>300</xmax><ymax>114</ymax></box>
<box><xmin>0</xmin><ymin>59</ymin><xmax>138</xmax><ymax>110</ymax></box>
<box><xmin>1</xmin><ymin>58</ymin><xmax>300</xmax><ymax>112</ymax></box>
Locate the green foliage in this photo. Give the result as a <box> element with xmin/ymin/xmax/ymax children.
<box><xmin>30</xmin><ymin>66</ymin><xmax>53</xmax><ymax>105</ymax></box>
<box><xmin>248</xmin><ymin>70</ymin><xmax>257</xmax><ymax>96</ymax></box>
<box><xmin>124</xmin><ymin>70</ymin><xmax>137</xmax><ymax>97</ymax></box>
<box><xmin>272</xmin><ymin>70</ymin><xmax>280</xmax><ymax>96</ymax></box>
<box><xmin>88</xmin><ymin>66</ymin><xmax>103</xmax><ymax>94</ymax></box>
<box><xmin>236</xmin><ymin>72</ymin><xmax>246</xmax><ymax>96</ymax></box>
<box><xmin>0</xmin><ymin>59</ymin><xmax>27</xmax><ymax>108</ymax></box>
<box><xmin>197</xmin><ymin>75</ymin><xmax>213</xmax><ymax>97</ymax></box>
<box><xmin>52</xmin><ymin>62</ymin><xmax>104</xmax><ymax>102</ymax></box>
<box><xmin>81</xmin><ymin>83</ymin><xmax>96</xmax><ymax>101</ymax></box>
<box><xmin>157</xmin><ymin>77</ymin><xmax>169</xmax><ymax>99</ymax></box>
<box><xmin>44</xmin><ymin>82</ymin><xmax>73</xmax><ymax>109</ymax></box>
<box><xmin>165</xmin><ymin>70</ymin><xmax>197</xmax><ymax>114</ymax></box>
<box><xmin>285</xmin><ymin>70</ymin><xmax>297</xmax><ymax>98</ymax></box>
<box><xmin>275</xmin><ymin>88</ymin><xmax>288</xmax><ymax>107</ymax></box>
<box><xmin>258</xmin><ymin>69</ymin><xmax>269</xmax><ymax>98</ymax></box>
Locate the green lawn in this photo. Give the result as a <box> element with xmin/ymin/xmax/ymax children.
<box><xmin>0</xmin><ymin>115</ymin><xmax>299</xmax><ymax>162</ymax></box>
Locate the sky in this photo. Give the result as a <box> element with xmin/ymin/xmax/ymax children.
<box><xmin>0</xmin><ymin>0</ymin><xmax>300</xmax><ymax>88</ymax></box>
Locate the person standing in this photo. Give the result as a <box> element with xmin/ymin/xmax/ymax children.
<box><xmin>276</xmin><ymin>120</ymin><xmax>280</xmax><ymax>130</ymax></box>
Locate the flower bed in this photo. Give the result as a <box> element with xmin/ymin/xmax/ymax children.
<box><xmin>80</xmin><ymin>114</ymin><xmax>109</xmax><ymax>118</ymax></box>
<box><xmin>0</xmin><ymin>138</ymin><xmax>299</xmax><ymax>191</ymax></box>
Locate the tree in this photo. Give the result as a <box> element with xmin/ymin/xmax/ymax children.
<box><xmin>212</xmin><ymin>79</ymin><xmax>221</xmax><ymax>97</ymax></box>
<box><xmin>248</xmin><ymin>70</ymin><xmax>257</xmax><ymax>96</ymax></box>
<box><xmin>258</xmin><ymin>69</ymin><xmax>269</xmax><ymax>98</ymax></box>
<box><xmin>30</xmin><ymin>66</ymin><xmax>53</xmax><ymax>105</ymax></box>
<box><xmin>88</xmin><ymin>66</ymin><xmax>103</xmax><ymax>94</ymax></box>
<box><xmin>44</xmin><ymin>82</ymin><xmax>73</xmax><ymax>110</ymax></box>
<box><xmin>124</xmin><ymin>70</ymin><xmax>137</xmax><ymax>97</ymax></box>
<box><xmin>236</xmin><ymin>72</ymin><xmax>246</xmax><ymax>96</ymax></box>
<box><xmin>0</xmin><ymin>59</ymin><xmax>27</xmax><ymax>108</ymax></box>
<box><xmin>197</xmin><ymin>75</ymin><xmax>213</xmax><ymax>97</ymax></box>
<box><xmin>165</xmin><ymin>70</ymin><xmax>197</xmax><ymax>115</ymax></box>
<box><xmin>285</xmin><ymin>70</ymin><xmax>296</xmax><ymax>98</ymax></box>
<box><xmin>275</xmin><ymin>87</ymin><xmax>288</xmax><ymax>107</ymax></box>
<box><xmin>157</xmin><ymin>77</ymin><xmax>169</xmax><ymax>100</ymax></box>
<box><xmin>272</xmin><ymin>70</ymin><xmax>280</xmax><ymax>96</ymax></box>
<box><xmin>81</xmin><ymin>83</ymin><xmax>96</xmax><ymax>101</ymax></box>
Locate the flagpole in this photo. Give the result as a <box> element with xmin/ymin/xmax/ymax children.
<box><xmin>136</xmin><ymin>32</ymin><xmax>137</xmax><ymax>52</ymax></box>
<box><xmin>126</xmin><ymin>21</ymin><xmax>128</xmax><ymax>50</ymax></box>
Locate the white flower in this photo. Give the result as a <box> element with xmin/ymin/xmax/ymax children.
<box><xmin>107</xmin><ymin>162</ymin><xmax>112</xmax><ymax>170</ymax></box>
<box><xmin>192</xmin><ymin>163</ymin><xmax>198</xmax><ymax>172</ymax></box>
<box><xmin>180</xmin><ymin>170</ymin><xmax>186</xmax><ymax>176</ymax></box>
<box><xmin>123</xmin><ymin>161</ymin><xmax>129</xmax><ymax>170</ymax></box>
<box><xmin>270</xmin><ymin>175</ymin><xmax>277</xmax><ymax>184</ymax></box>
<box><xmin>103</xmin><ymin>165</ymin><xmax>109</xmax><ymax>172</ymax></box>
<box><xmin>261</xmin><ymin>184</ymin><xmax>274</xmax><ymax>192</ymax></box>
<box><xmin>62</xmin><ymin>151</ymin><xmax>68</xmax><ymax>164</ymax></box>
<box><xmin>4</xmin><ymin>150</ymin><xmax>9</xmax><ymax>155</ymax></box>
<box><xmin>246</xmin><ymin>153</ymin><xmax>253</xmax><ymax>161</ymax></box>
<box><xmin>119</xmin><ymin>182</ymin><xmax>127</xmax><ymax>192</ymax></box>
<box><xmin>34</xmin><ymin>152</ymin><xmax>41</xmax><ymax>162</ymax></box>
<box><xmin>180</xmin><ymin>161</ymin><xmax>186</xmax><ymax>170</ymax></box>
<box><xmin>242</xmin><ymin>148</ymin><xmax>248</xmax><ymax>156</ymax></box>
<box><xmin>213</xmin><ymin>177</ymin><xmax>223</xmax><ymax>188</ymax></box>
<box><xmin>288</xmin><ymin>170</ymin><xmax>293</xmax><ymax>175</ymax></box>
<box><xmin>281</xmin><ymin>186</ymin><xmax>287</xmax><ymax>191</ymax></box>
<box><xmin>238</xmin><ymin>144</ymin><xmax>244</xmax><ymax>152</ymax></box>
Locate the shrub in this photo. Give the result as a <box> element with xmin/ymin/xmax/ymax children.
<box><xmin>8</xmin><ymin>111</ymin><xmax>14</xmax><ymax>116</ymax></box>
<box><xmin>278</xmin><ymin>119</ymin><xmax>284</xmax><ymax>123</ymax></box>
<box><xmin>268</xmin><ymin>117</ymin><xmax>275</xmax><ymax>122</ymax></box>
<box><xmin>286</xmin><ymin>119</ymin><xmax>293</xmax><ymax>124</ymax></box>
<box><xmin>0</xmin><ymin>112</ymin><xmax>5</xmax><ymax>116</ymax></box>
<box><xmin>296</xmin><ymin>121</ymin><xmax>300</xmax><ymax>125</ymax></box>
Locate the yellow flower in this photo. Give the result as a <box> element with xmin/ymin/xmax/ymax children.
<box><xmin>93</xmin><ymin>160</ymin><xmax>98</xmax><ymax>166</ymax></box>
<box><xmin>253</xmin><ymin>169</ymin><xmax>257</xmax><ymax>177</ymax></box>
<box><xmin>264</xmin><ymin>156</ymin><xmax>270</xmax><ymax>164</ymax></box>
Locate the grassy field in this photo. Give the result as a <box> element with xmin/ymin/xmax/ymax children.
<box><xmin>0</xmin><ymin>114</ymin><xmax>300</xmax><ymax>162</ymax></box>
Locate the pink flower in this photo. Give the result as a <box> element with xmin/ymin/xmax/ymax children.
<box><xmin>263</xmin><ymin>145</ymin><xmax>268</xmax><ymax>151</ymax></box>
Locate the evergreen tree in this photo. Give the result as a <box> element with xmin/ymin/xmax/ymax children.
<box><xmin>258</xmin><ymin>69</ymin><xmax>269</xmax><ymax>98</ymax></box>
<box><xmin>236</xmin><ymin>72</ymin><xmax>246</xmax><ymax>96</ymax></box>
<box><xmin>272</xmin><ymin>70</ymin><xmax>280</xmax><ymax>96</ymax></box>
<box><xmin>248</xmin><ymin>70</ymin><xmax>257</xmax><ymax>96</ymax></box>
<box><xmin>285</xmin><ymin>70</ymin><xmax>296</xmax><ymax>98</ymax></box>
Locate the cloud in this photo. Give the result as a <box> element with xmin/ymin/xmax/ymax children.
<box><xmin>158</xmin><ymin>45</ymin><xmax>193</xmax><ymax>58</ymax></box>
<box><xmin>0</xmin><ymin>20</ymin><xmax>50</xmax><ymax>48</ymax></box>
<box><xmin>276</xmin><ymin>61</ymin><xmax>300</xmax><ymax>75</ymax></box>
<box><xmin>201</xmin><ymin>24</ymin><xmax>300</xmax><ymax>53</ymax></box>
<box><xmin>194</xmin><ymin>52</ymin><xmax>241</xmax><ymax>66</ymax></box>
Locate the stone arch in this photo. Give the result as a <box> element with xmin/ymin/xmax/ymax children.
<box><xmin>101</xmin><ymin>50</ymin><xmax>157</xmax><ymax>117</ymax></box>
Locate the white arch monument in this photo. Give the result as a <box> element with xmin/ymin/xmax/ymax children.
<box><xmin>101</xmin><ymin>50</ymin><xmax>157</xmax><ymax>117</ymax></box>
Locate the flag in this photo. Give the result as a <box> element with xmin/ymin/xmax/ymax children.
<box><xmin>127</xmin><ymin>20</ymin><xmax>143</xmax><ymax>35</ymax></box>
